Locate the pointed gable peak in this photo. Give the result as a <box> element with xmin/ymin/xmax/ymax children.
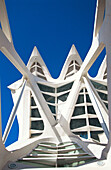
<box><xmin>30</xmin><ymin>46</ymin><xmax>40</xmax><ymax>58</ymax></box>
<box><xmin>27</xmin><ymin>46</ymin><xmax>42</xmax><ymax>67</ymax></box>
<box><xmin>68</xmin><ymin>44</ymin><xmax>78</xmax><ymax>56</ymax></box>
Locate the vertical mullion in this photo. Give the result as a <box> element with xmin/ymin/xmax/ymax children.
<box><xmin>84</xmin><ymin>88</ymin><xmax>90</xmax><ymax>139</ymax></box>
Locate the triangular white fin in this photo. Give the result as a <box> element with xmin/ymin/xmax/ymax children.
<box><xmin>27</xmin><ymin>46</ymin><xmax>52</xmax><ymax>81</ymax></box>
<box><xmin>59</xmin><ymin>44</ymin><xmax>82</xmax><ymax>80</ymax></box>
<box><xmin>30</xmin><ymin>46</ymin><xmax>41</xmax><ymax>58</ymax></box>
<box><xmin>68</xmin><ymin>44</ymin><xmax>78</xmax><ymax>56</ymax></box>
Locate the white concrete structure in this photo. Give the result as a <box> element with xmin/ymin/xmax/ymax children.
<box><xmin>0</xmin><ymin>0</ymin><xmax>111</xmax><ymax>169</ymax></box>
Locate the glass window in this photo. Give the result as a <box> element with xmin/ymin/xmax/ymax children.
<box><xmin>57</xmin><ymin>82</ymin><xmax>73</xmax><ymax>93</ymax></box>
<box><xmin>103</xmin><ymin>75</ymin><xmax>107</xmax><ymax>79</ymax></box>
<box><xmin>75</xmin><ymin>65</ymin><xmax>80</xmax><ymax>71</ymax></box>
<box><xmin>103</xmin><ymin>69</ymin><xmax>107</xmax><ymax>79</ymax></box>
<box><xmin>72</xmin><ymin>106</ymin><xmax>85</xmax><ymax>116</ymax></box>
<box><xmin>30</xmin><ymin>67</ymin><xmax>35</xmax><ymax>73</ymax></box>
<box><xmin>31</xmin><ymin>108</ymin><xmax>41</xmax><ymax>118</ymax></box>
<box><xmin>86</xmin><ymin>94</ymin><xmax>91</xmax><ymax>103</ymax></box>
<box><xmin>90</xmin><ymin>131</ymin><xmax>103</xmax><ymax>141</ymax></box>
<box><xmin>31</xmin><ymin>120</ymin><xmax>44</xmax><ymax>130</ymax></box>
<box><xmin>91</xmin><ymin>80</ymin><xmax>107</xmax><ymax>91</ymax></box>
<box><xmin>67</xmin><ymin>66</ymin><xmax>73</xmax><ymax>73</ymax></box>
<box><xmin>75</xmin><ymin>60</ymin><xmax>79</xmax><ymax>65</ymax></box>
<box><xmin>76</xmin><ymin>95</ymin><xmax>84</xmax><ymax>104</ymax></box>
<box><xmin>38</xmin><ymin>83</ymin><xmax>55</xmax><ymax>93</ymax></box>
<box><xmin>104</xmin><ymin>102</ymin><xmax>108</xmax><ymax>109</ymax></box>
<box><xmin>87</xmin><ymin>106</ymin><xmax>96</xmax><ymax>114</ymax></box>
<box><xmin>43</xmin><ymin>94</ymin><xmax>55</xmax><ymax>103</ymax></box>
<box><xmin>70</xmin><ymin>119</ymin><xmax>86</xmax><ymax>129</ymax></box>
<box><xmin>48</xmin><ymin>104</ymin><xmax>56</xmax><ymax>114</ymax></box>
<box><xmin>85</xmin><ymin>88</ymin><xmax>87</xmax><ymax>92</ymax></box>
<box><xmin>89</xmin><ymin>118</ymin><xmax>101</xmax><ymax>127</ymax></box>
<box><xmin>53</xmin><ymin>115</ymin><xmax>56</xmax><ymax>120</ymax></box>
<box><xmin>31</xmin><ymin>133</ymin><xmax>42</xmax><ymax>138</ymax></box>
<box><xmin>69</xmin><ymin>61</ymin><xmax>73</xmax><ymax>66</ymax></box>
<box><xmin>37</xmin><ymin>62</ymin><xmax>41</xmax><ymax>67</ymax></box>
<box><xmin>31</xmin><ymin>62</ymin><xmax>36</xmax><ymax>67</ymax></box>
<box><xmin>37</xmin><ymin>67</ymin><xmax>44</xmax><ymax>75</ymax></box>
<box><xmin>73</xmin><ymin>132</ymin><xmax>88</xmax><ymax>139</ymax></box>
<box><xmin>57</xmin><ymin>92</ymin><xmax>69</xmax><ymax>102</ymax></box>
<box><xmin>98</xmin><ymin>92</ymin><xmax>107</xmax><ymax>101</ymax></box>
<box><xmin>31</xmin><ymin>97</ymin><xmax>36</xmax><ymax>106</ymax></box>
<box><xmin>80</xmin><ymin>89</ymin><xmax>83</xmax><ymax>93</ymax></box>
<box><xmin>104</xmin><ymin>69</ymin><xmax>107</xmax><ymax>74</ymax></box>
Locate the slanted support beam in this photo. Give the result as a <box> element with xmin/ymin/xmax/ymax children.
<box><xmin>0</xmin><ymin>29</ymin><xmax>30</xmax><ymax>78</ymax></box>
<box><xmin>0</xmin><ymin>0</ymin><xmax>13</xmax><ymax>43</ymax></box>
<box><xmin>84</xmin><ymin>77</ymin><xmax>109</xmax><ymax>140</ymax></box>
<box><xmin>0</xmin><ymin>83</ymin><xmax>11</xmax><ymax>170</ymax></box>
<box><xmin>2</xmin><ymin>79</ymin><xmax>27</xmax><ymax>143</ymax></box>
<box><xmin>79</xmin><ymin>42</ymin><xmax>105</xmax><ymax>77</ymax></box>
<box><xmin>59</xmin><ymin>78</ymin><xmax>82</xmax><ymax>128</ymax></box>
<box><xmin>94</xmin><ymin>0</ymin><xmax>106</xmax><ymax>37</ymax></box>
<box><xmin>59</xmin><ymin>42</ymin><xmax>105</xmax><ymax>127</ymax></box>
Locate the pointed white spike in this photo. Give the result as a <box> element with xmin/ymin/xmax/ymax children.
<box><xmin>68</xmin><ymin>44</ymin><xmax>78</xmax><ymax>56</ymax></box>
<box><xmin>67</xmin><ymin>44</ymin><xmax>82</xmax><ymax>64</ymax></box>
<box><xmin>58</xmin><ymin>44</ymin><xmax>82</xmax><ymax>80</ymax></box>
<box><xmin>27</xmin><ymin>46</ymin><xmax>42</xmax><ymax>66</ymax></box>
<box><xmin>30</xmin><ymin>46</ymin><xmax>41</xmax><ymax>58</ymax></box>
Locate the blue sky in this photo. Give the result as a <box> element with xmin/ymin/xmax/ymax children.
<box><xmin>0</xmin><ymin>0</ymin><xmax>105</xmax><ymax>146</ymax></box>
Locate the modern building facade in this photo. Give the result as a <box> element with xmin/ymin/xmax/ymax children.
<box><xmin>0</xmin><ymin>0</ymin><xmax>111</xmax><ymax>169</ymax></box>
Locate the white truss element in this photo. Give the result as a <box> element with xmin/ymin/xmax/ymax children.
<box><xmin>0</xmin><ymin>0</ymin><xmax>111</xmax><ymax>169</ymax></box>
